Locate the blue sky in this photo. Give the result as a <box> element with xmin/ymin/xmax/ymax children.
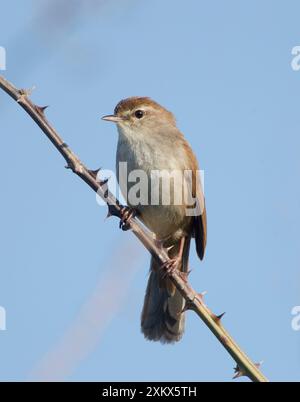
<box><xmin>0</xmin><ymin>0</ymin><xmax>300</xmax><ymax>382</ymax></box>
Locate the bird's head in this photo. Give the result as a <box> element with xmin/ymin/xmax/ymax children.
<box><xmin>102</xmin><ymin>97</ymin><xmax>176</xmax><ymax>138</ymax></box>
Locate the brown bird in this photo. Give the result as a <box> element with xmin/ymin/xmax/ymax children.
<box><xmin>102</xmin><ymin>97</ymin><xmax>207</xmax><ymax>343</ymax></box>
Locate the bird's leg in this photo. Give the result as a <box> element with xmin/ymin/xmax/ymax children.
<box><xmin>119</xmin><ymin>206</ymin><xmax>137</xmax><ymax>231</ymax></box>
<box><xmin>162</xmin><ymin>237</ymin><xmax>186</xmax><ymax>277</ymax></box>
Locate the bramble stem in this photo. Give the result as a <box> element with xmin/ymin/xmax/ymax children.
<box><xmin>0</xmin><ymin>75</ymin><xmax>268</xmax><ymax>382</ymax></box>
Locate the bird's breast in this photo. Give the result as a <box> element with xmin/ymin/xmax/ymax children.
<box><xmin>116</xmin><ymin>135</ymin><xmax>193</xmax><ymax>239</ymax></box>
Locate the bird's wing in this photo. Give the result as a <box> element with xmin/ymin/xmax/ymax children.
<box><xmin>181</xmin><ymin>137</ymin><xmax>207</xmax><ymax>260</ymax></box>
<box><xmin>193</xmin><ymin>196</ymin><xmax>207</xmax><ymax>260</ymax></box>
<box><xmin>185</xmin><ymin>153</ymin><xmax>207</xmax><ymax>260</ymax></box>
<box><xmin>187</xmin><ymin>168</ymin><xmax>207</xmax><ymax>260</ymax></box>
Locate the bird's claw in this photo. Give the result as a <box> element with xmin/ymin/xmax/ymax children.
<box><xmin>161</xmin><ymin>258</ymin><xmax>180</xmax><ymax>278</ymax></box>
<box><xmin>119</xmin><ymin>206</ymin><xmax>136</xmax><ymax>231</ymax></box>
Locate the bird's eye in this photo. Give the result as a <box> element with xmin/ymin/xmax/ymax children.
<box><xmin>134</xmin><ymin>110</ymin><xmax>144</xmax><ymax>119</ymax></box>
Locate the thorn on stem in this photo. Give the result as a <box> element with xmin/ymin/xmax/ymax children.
<box><xmin>233</xmin><ymin>361</ymin><xmax>263</xmax><ymax>380</ymax></box>
<box><xmin>180</xmin><ymin>301</ymin><xmax>194</xmax><ymax>314</ymax></box>
<box><xmin>17</xmin><ymin>86</ymin><xmax>36</xmax><ymax>102</ymax></box>
<box><xmin>64</xmin><ymin>159</ymin><xmax>74</xmax><ymax>171</ymax></box>
<box><xmin>91</xmin><ymin>169</ymin><xmax>109</xmax><ymax>186</ymax></box>
<box><xmin>178</xmin><ymin>270</ymin><xmax>192</xmax><ymax>283</ymax></box>
<box><xmin>233</xmin><ymin>364</ymin><xmax>245</xmax><ymax>379</ymax></box>
<box><xmin>35</xmin><ymin>105</ymin><xmax>49</xmax><ymax>115</ymax></box>
<box><xmin>255</xmin><ymin>361</ymin><xmax>264</xmax><ymax>370</ymax></box>
<box><xmin>107</xmin><ymin>204</ymin><xmax>119</xmax><ymax>218</ymax></box>
<box><xmin>197</xmin><ymin>291</ymin><xmax>207</xmax><ymax>301</ymax></box>
<box><xmin>215</xmin><ymin>312</ymin><xmax>226</xmax><ymax>323</ymax></box>
<box><xmin>64</xmin><ymin>159</ymin><xmax>83</xmax><ymax>174</ymax></box>
<box><xmin>100</xmin><ymin>177</ymin><xmax>109</xmax><ymax>187</ymax></box>
<box><xmin>88</xmin><ymin>168</ymin><xmax>101</xmax><ymax>180</ymax></box>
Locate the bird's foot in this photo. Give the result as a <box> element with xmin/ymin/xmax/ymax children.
<box><xmin>161</xmin><ymin>257</ymin><xmax>180</xmax><ymax>278</ymax></box>
<box><xmin>119</xmin><ymin>206</ymin><xmax>136</xmax><ymax>231</ymax></box>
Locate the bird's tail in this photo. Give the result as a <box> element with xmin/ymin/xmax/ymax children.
<box><xmin>141</xmin><ymin>237</ymin><xmax>190</xmax><ymax>343</ymax></box>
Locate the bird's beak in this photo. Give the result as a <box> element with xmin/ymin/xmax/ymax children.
<box><xmin>101</xmin><ymin>114</ymin><xmax>124</xmax><ymax>123</ymax></box>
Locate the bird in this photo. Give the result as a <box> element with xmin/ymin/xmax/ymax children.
<box><xmin>102</xmin><ymin>97</ymin><xmax>207</xmax><ymax>343</ymax></box>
